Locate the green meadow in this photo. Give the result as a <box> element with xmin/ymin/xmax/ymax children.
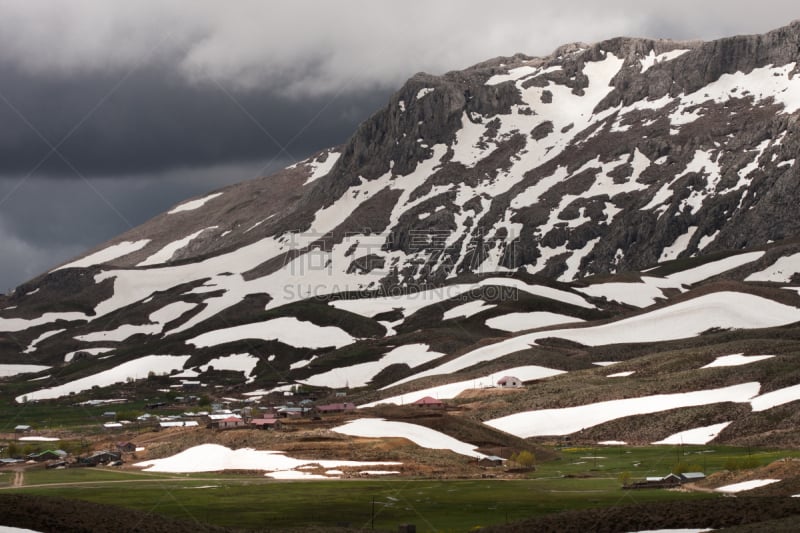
<box><xmin>9</xmin><ymin>444</ymin><xmax>797</xmax><ymax>531</ymax></box>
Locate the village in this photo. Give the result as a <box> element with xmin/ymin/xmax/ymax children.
<box><xmin>0</xmin><ymin>379</ymin><xmax>459</xmax><ymax>474</ymax></box>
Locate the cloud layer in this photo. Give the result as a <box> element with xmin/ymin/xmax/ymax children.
<box><xmin>0</xmin><ymin>1</ymin><xmax>796</xmax><ymax>96</ymax></box>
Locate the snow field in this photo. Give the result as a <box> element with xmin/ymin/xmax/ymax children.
<box><xmin>303</xmin><ymin>150</ymin><xmax>341</xmax><ymax>185</ymax></box>
<box><xmin>0</xmin><ymin>364</ymin><xmax>50</xmax><ymax>378</ymax></box>
<box><xmin>391</xmin><ymin>292</ymin><xmax>800</xmax><ymax>384</ymax></box>
<box><xmin>134</xmin><ymin>443</ymin><xmax>400</xmax><ymax>474</ymax></box>
<box><xmin>187</xmin><ymin>317</ymin><xmax>354</xmax><ymax>349</ymax></box>
<box><xmin>715</xmin><ymin>479</ymin><xmax>780</xmax><ymax>493</ymax></box>
<box><xmin>331</xmin><ymin>277</ymin><xmax>594</xmax><ymax>319</ymax></box>
<box><xmin>701</xmin><ymin>354</ymin><xmax>774</xmax><ymax>368</ymax></box>
<box><xmin>168</xmin><ymin>192</ymin><xmax>223</xmax><ymax>214</ymax></box>
<box><xmin>652</xmin><ymin>422</ymin><xmax>732</xmax><ymax>445</ymax></box>
<box><xmin>576</xmin><ymin>251</ymin><xmax>765</xmax><ymax>307</ymax></box>
<box><xmin>332</xmin><ymin>418</ymin><xmax>487</xmax><ymax>458</ymax></box>
<box><xmin>17</xmin><ymin>355</ymin><xmax>191</xmax><ymax>403</ymax></box>
<box><xmin>442</xmin><ymin>300</ymin><xmax>496</xmax><ymax>320</ymax></box>
<box><xmin>746</xmin><ymin>252</ymin><xmax>800</xmax><ymax>283</ymax></box>
<box><xmin>55</xmin><ymin>239</ymin><xmax>151</xmax><ymax>270</ymax></box>
<box><xmin>485</xmin><ymin>382</ymin><xmax>760</xmax><ymax>438</ymax></box>
<box><xmin>301</xmin><ymin>344</ymin><xmax>444</xmax><ymax>389</ymax></box>
<box><xmin>138</xmin><ymin>227</ymin><xmax>217</xmax><ymax>266</ymax></box>
<box><xmin>485</xmin><ymin>311</ymin><xmax>582</xmax><ymax>332</ymax></box>
<box><xmin>198</xmin><ymin>353</ymin><xmax>259</xmax><ymax>382</ymax></box>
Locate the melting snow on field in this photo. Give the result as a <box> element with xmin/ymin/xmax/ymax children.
<box><xmin>302</xmin><ymin>344</ymin><xmax>444</xmax><ymax>389</ymax></box>
<box><xmin>485</xmin><ymin>311</ymin><xmax>581</xmax><ymax>332</ymax></box>
<box><xmin>56</xmin><ymin>239</ymin><xmax>151</xmax><ymax>270</ymax></box>
<box><xmin>362</xmin><ymin>365</ymin><xmax>565</xmax><ymax>407</ymax></box>
<box><xmin>168</xmin><ymin>192</ymin><xmax>223</xmax><ymax>214</ymax></box>
<box><xmin>149</xmin><ymin>301</ymin><xmax>196</xmax><ymax>325</ymax></box>
<box><xmin>64</xmin><ymin>347</ymin><xmax>113</xmax><ymax>362</ymax></box>
<box><xmin>400</xmin><ymin>291</ymin><xmax>800</xmax><ymax>381</ymax></box>
<box><xmin>187</xmin><ymin>317</ymin><xmax>354</xmax><ymax>349</ymax></box>
<box><xmin>330</xmin><ymin>278</ymin><xmax>594</xmax><ymax>319</ymax></box>
<box><xmin>138</xmin><ymin>228</ymin><xmax>216</xmax><ymax>266</ymax></box>
<box><xmin>639</xmin><ymin>48</ymin><xmax>691</xmax><ymax>73</ymax></box>
<box><xmin>332</xmin><ymin>418</ymin><xmax>487</xmax><ymax>459</ymax></box>
<box><xmin>17</xmin><ymin>355</ymin><xmax>191</xmax><ymax>402</ymax></box>
<box><xmin>701</xmin><ymin>354</ymin><xmax>774</xmax><ymax>368</ymax></box>
<box><xmin>750</xmin><ymin>383</ymin><xmax>800</xmax><ymax>412</ymax></box>
<box><xmin>576</xmin><ymin>251</ymin><xmax>765</xmax><ymax>307</ymax></box>
<box><xmin>653</xmin><ymin>422</ymin><xmax>732</xmax><ymax>445</ymax></box>
<box><xmin>746</xmin><ymin>252</ymin><xmax>800</xmax><ymax>283</ymax></box>
<box><xmin>199</xmin><ymin>353</ymin><xmax>259</xmax><ymax>383</ymax></box>
<box><xmin>304</xmin><ymin>150</ymin><xmax>341</xmax><ymax>185</ymax></box>
<box><xmin>485</xmin><ymin>382</ymin><xmax>760</xmax><ymax>438</ymax></box>
<box><xmin>23</xmin><ymin>329</ymin><xmax>65</xmax><ymax>353</ymax></box>
<box><xmin>0</xmin><ymin>364</ymin><xmax>50</xmax><ymax>377</ymax></box>
<box><xmin>715</xmin><ymin>479</ymin><xmax>780</xmax><ymax>493</ymax></box>
<box><xmin>442</xmin><ymin>300</ymin><xmax>496</xmax><ymax>320</ymax></box>
<box><xmin>135</xmin><ymin>443</ymin><xmax>399</xmax><ymax>474</ymax></box>
<box><xmin>75</xmin><ymin>323</ymin><xmax>162</xmax><ymax>343</ymax></box>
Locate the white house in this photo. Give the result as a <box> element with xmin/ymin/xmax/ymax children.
<box><xmin>497</xmin><ymin>376</ymin><xmax>522</xmax><ymax>388</ymax></box>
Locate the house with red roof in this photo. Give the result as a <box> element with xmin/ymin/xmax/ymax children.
<box><xmin>413</xmin><ymin>396</ymin><xmax>445</xmax><ymax>409</ymax></box>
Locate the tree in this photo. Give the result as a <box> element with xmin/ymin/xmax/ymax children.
<box><xmin>618</xmin><ymin>471</ymin><xmax>632</xmax><ymax>487</ymax></box>
<box><xmin>5</xmin><ymin>441</ymin><xmax>18</xmax><ymax>458</ymax></box>
<box><xmin>511</xmin><ymin>450</ymin><xmax>536</xmax><ymax>470</ymax></box>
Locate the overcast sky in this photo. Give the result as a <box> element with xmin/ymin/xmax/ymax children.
<box><xmin>0</xmin><ymin>1</ymin><xmax>798</xmax><ymax>291</ymax></box>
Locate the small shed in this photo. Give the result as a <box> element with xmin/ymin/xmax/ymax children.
<box><xmin>680</xmin><ymin>472</ymin><xmax>706</xmax><ymax>482</ymax></box>
<box><xmin>116</xmin><ymin>442</ymin><xmax>137</xmax><ymax>453</ymax></box>
<box><xmin>81</xmin><ymin>451</ymin><xmax>121</xmax><ymax>466</ymax></box>
<box><xmin>413</xmin><ymin>396</ymin><xmax>445</xmax><ymax>409</ymax></box>
<box><xmin>28</xmin><ymin>450</ymin><xmax>67</xmax><ymax>462</ymax></box>
<box><xmin>14</xmin><ymin>425</ymin><xmax>31</xmax><ymax>434</ymax></box>
<box><xmin>497</xmin><ymin>376</ymin><xmax>523</xmax><ymax>388</ymax></box>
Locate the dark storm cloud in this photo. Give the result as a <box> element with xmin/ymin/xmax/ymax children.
<box><xmin>0</xmin><ymin>62</ymin><xmax>392</xmax><ymax>177</ymax></box>
<box><xmin>0</xmin><ymin>159</ymin><xmax>291</xmax><ymax>291</ymax></box>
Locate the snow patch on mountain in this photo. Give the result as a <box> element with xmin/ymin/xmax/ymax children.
<box><xmin>395</xmin><ymin>292</ymin><xmax>800</xmax><ymax>381</ymax></box>
<box><xmin>168</xmin><ymin>192</ymin><xmax>223</xmax><ymax>214</ymax></box>
<box><xmin>56</xmin><ymin>239</ymin><xmax>151</xmax><ymax>270</ymax></box>
<box><xmin>701</xmin><ymin>354</ymin><xmax>774</xmax><ymax>368</ymax></box>
<box><xmin>485</xmin><ymin>311</ymin><xmax>582</xmax><ymax>332</ymax></box>
<box><xmin>187</xmin><ymin>317</ymin><xmax>354</xmax><ymax>349</ymax></box>
<box><xmin>653</xmin><ymin>422</ymin><xmax>731</xmax><ymax>445</ymax></box>
<box><xmin>17</xmin><ymin>355</ymin><xmax>191</xmax><ymax>402</ymax></box>
<box><xmin>138</xmin><ymin>227</ymin><xmax>217</xmax><ymax>266</ymax></box>
<box><xmin>485</xmin><ymin>382</ymin><xmax>760</xmax><ymax>437</ymax></box>
<box><xmin>746</xmin><ymin>252</ymin><xmax>800</xmax><ymax>283</ymax></box>
<box><xmin>301</xmin><ymin>344</ymin><xmax>444</xmax><ymax>389</ymax></box>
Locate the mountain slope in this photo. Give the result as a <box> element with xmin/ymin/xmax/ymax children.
<box><xmin>3</xmin><ymin>22</ymin><xmax>800</xmax><ymax>448</ymax></box>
